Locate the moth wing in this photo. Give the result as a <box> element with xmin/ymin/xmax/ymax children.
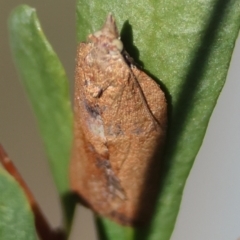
<box><xmin>70</xmin><ymin>42</ymin><xmax>167</xmax><ymax>225</ymax></box>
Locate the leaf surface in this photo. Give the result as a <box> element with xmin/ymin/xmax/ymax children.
<box><xmin>0</xmin><ymin>168</ymin><xmax>37</xmax><ymax>240</ymax></box>
<box><xmin>76</xmin><ymin>1</ymin><xmax>240</xmax><ymax>239</ymax></box>
<box><xmin>9</xmin><ymin>5</ymin><xmax>74</xmax><ymax>225</ymax></box>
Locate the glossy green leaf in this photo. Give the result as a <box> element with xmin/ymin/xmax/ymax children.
<box><xmin>76</xmin><ymin>1</ymin><xmax>240</xmax><ymax>240</ymax></box>
<box><xmin>8</xmin><ymin>5</ymin><xmax>74</xmax><ymax>226</ymax></box>
<box><xmin>0</xmin><ymin>168</ymin><xmax>37</xmax><ymax>240</ymax></box>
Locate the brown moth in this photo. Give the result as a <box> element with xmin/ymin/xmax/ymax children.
<box><xmin>70</xmin><ymin>14</ymin><xmax>167</xmax><ymax>226</ymax></box>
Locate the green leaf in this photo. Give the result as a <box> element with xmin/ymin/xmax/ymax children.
<box><xmin>8</xmin><ymin>5</ymin><xmax>74</xmax><ymax>226</ymax></box>
<box><xmin>96</xmin><ymin>217</ymin><xmax>134</xmax><ymax>240</ymax></box>
<box><xmin>76</xmin><ymin>1</ymin><xmax>240</xmax><ymax>240</ymax></box>
<box><xmin>0</xmin><ymin>168</ymin><xmax>37</xmax><ymax>240</ymax></box>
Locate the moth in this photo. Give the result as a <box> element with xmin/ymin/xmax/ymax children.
<box><xmin>70</xmin><ymin>14</ymin><xmax>167</xmax><ymax>226</ymax></box>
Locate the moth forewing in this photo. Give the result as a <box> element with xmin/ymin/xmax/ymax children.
<box><xmin>70</xmin><ymin>14</ymin><xmax>167</xmax><ymax>226</ymax></box>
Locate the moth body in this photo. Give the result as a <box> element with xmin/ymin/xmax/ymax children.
<box><xmin>70</xmin><ymin>14</ymin><xmax>167</xmax><ymax>226</ymax></box>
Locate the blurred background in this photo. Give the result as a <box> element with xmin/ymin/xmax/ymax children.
<box><xmin>1</xmin><ymin>1</ymin><xmax>240</xmax><ymax>240</ymax></box>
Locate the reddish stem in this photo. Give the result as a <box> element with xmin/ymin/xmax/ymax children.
<box><xmin>0</xmin><ymin>144</ymin><xmax>66</xmax><ymax>240</ymax></box>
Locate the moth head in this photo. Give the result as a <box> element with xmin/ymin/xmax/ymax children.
<box><xmin>88</xmin><ymin>14</ymin><xmax>123</xmax><ymax>54</ymax></box>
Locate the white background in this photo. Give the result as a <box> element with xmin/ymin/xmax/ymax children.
<box><xmin>1</xmin><ymin>1</ymin><xmax>240</xmax><ymax>240</ymax></box>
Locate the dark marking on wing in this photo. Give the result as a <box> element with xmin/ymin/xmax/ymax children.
<box><xmin>106</xmin><ymin>124</ymin><xmax>123</xmax><ymax>136</ymax></box>
<box><xmin>84</xmin><ymin>100</ymin><xmax>101</xmax><ymax>118</ymax></box>
<box><xmin>96</xmin><ymin>158</ymin><xmax>126</xmax><ymax>200</ymax></box>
